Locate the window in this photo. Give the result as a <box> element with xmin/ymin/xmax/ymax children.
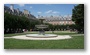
<box><xmin>66</xmin><ymin>21</ymin><xmax>67</xmax><ymax>24</ymax></box>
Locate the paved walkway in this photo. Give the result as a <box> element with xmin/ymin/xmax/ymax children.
<box><xmin>4</xmin><ymin>35</ymin><xmax>72</xmax><ymax>40</ymax></box>
<box><xmin>4</xmin><ymin>34</ymin><xmax>84</xmax><ymax>40</ymax></box>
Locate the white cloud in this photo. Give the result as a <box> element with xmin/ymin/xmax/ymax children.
<box><xmin>37</xmin><ymin>12</ymin><xmax>42</xmax><ymax>14</ymax></box>
<box><xmin>52</xmin><ymin>11</ymin><xmax>59</xmax><ymax>14</ymax></box>
<box><xmin>30</xmin><ymin>6</ymin><xmax>32</xmax><ymax>8</ymax></box>
<box><xmin>18</xmin><ymin>4</ymin><xmax>25</xmax><ymax>7</ymax></box>
<box><xmin>45</xmin><ymin>10</ymin><xmax>59</xmax><ymax>14</ymax></box>
<box><xmin>45</xmin><ymin>10</ymin><xmax>53</xmax><ymax>13</ymax></box>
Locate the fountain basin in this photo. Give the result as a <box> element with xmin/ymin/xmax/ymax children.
<box><xmin>26</xmin><ymin>34</ymin><xmax>57</xmax><ymax>38</ymax></box>
<box><xmin>35</xmin><ymin>25</ymin><xmax>48</xmax><ymax>29</ymax></box>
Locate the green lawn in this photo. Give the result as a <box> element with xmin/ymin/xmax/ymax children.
<box><xmin>4</xmin><ymin>31</ymin><xmax>84</xmax><ymax>49</ymax></box>
<box><xmin>4</xmin><ymin>31</ymin><xmax>38</xmax><ymax>37</ymax></box>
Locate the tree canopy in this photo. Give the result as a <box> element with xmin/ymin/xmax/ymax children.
<box><xmin>72</xmin><ymin>4</ymin><xmax>84</xmax><ymax>33</ymax></box>
<box><xmin>4</xmin><ymin>12</ymin><xmax>40</xmax><ymax>33</ymax></box>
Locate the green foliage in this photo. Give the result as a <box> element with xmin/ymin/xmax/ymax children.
<box><xmin>72</xmin><ymin>4</ymin><xmax>84</xmax><ymax>33</ymax></box>
<box><xmin>4</xmin><ymin>12</ymin><xmax>40</xmax><ymax>33</ymax></box>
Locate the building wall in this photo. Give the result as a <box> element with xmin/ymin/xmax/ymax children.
<box><xmin>23</xmin><ymin>9</ymin><xmax>29</xmax><ymax>15</ymax></box>
<box><xmin>46</xmin><ymin>20</ymin><xmax>75</xmax><ymax>25</ymax></box>
<box><xmin>4</xmin><ymin>5</ymin><xmax>36</xmax><ymax>19</ymax></box>
<box><xmin>41</xmin><ymin>15</ymin><xmax>75</xmax><ymax>25</ymax></box>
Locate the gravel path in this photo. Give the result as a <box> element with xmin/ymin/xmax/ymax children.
<box><xmin>4</xmin><ymin>35</ymin><xmax>72</xmax><ymax>40</ymax></box>
<box><xmin>4</xmin><ymin>34</ymin><xmax>84</xmax><ymax>40</ymax></box>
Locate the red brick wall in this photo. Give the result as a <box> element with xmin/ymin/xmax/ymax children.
<box><xmin>47</xmin><ymin>20</ymin><xmax>75</xmax><ymax>25</ymax></box>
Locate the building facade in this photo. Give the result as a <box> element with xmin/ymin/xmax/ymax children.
<box><xmin>38</xmin><ymin>15</ymin><xmax>75</xmax><ymax>25</ymax></box>
<box><xmin>4</xmin><ymin>4</ymin><xmax>36</xmax><ymax>19</ymax></box>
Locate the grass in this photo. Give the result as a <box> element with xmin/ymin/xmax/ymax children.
<box><xmin>4</xmin><ymin>31</ymin><xmax>38</xmax><ymax>37</ymax></box>
<box><xmin>4</xmin><ymin>31</ymin><xmax>84</xmax><ymax>49</ymax></box>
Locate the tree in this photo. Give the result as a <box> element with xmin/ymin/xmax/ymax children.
<box><xmin>4</xmin><ymin>12</ymin><xmax>40</xmax><ymax>33</ymax></box>
<box><xmin>72</xmin><ymin>4</ymin><xmax>84</xmax><ymax>33</ymax></box>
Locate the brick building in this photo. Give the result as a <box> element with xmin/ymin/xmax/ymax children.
<box><xmin>38</xmin><ymin>15</ymin><xmax>75</xmax><ymax>25</ymax></box>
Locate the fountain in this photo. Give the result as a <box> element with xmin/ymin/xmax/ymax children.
<box><xmin>4</xmin><ymin>17</ymin><xmax>72</xmax><ymax>40</ymax></box>
<box><xmin>26</xmin><ymin>18</ymin><xmax>57</xmax><ymax>38</ymax></box>
<box><xmin>5</xmin><ymin>18</ymin><xmax>72</xmax><ymax>40</ymax></box>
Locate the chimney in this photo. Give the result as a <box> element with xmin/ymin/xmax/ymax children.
<box><xmin>10</xmin><ymin>4</ymin><xmax>14</xmax><ymax>12</ymax></box>
<box><xmin>17</xmin><ymin>8</ymin><xmax>19</xmax><ymax>13</ymax></box>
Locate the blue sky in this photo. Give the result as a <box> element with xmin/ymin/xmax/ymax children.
<box><xmin>4</xmin><ymin>4</ymin><xmax>77</xmax><ymax>17</ymax></box>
